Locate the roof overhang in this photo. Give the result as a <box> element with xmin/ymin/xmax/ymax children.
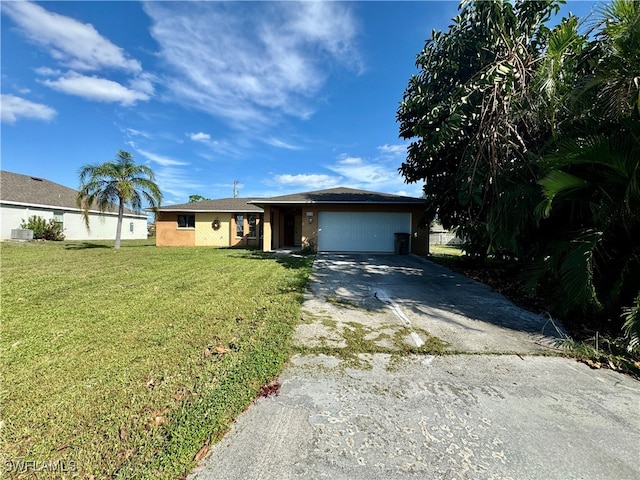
<box><xmin>1</xmin><ymin>200</ymin><xmax>148</xmax><ymax>218</ymax></box>
<box><xmin>151</xmin><ymin>207</ymin><xmax>264</xmax><ymax>213</ymax></box>
<box><xmin>249</xmin><ymin>200</ymin><xmax>426</xmax><ymax>205</ymax></box>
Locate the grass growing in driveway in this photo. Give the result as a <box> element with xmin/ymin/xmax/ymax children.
<box><xmin>0</xmin><ymin>240</ymin><xmax>312</xmax><ymax>479</ymax></box>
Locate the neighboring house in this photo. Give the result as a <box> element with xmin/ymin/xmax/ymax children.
<box><xmin>430</xmin><ymin>221</ymin><xmax>463</xmax><ymax>245</ymax></box>
<box><xmin>154</xmin><ymin>198</ymin><xmax>264</xmax><ymax>247</ymax></box>
<box><xmin>154</xmin><ymin>187</ymin><xmax>429</xmax><ymax>254</ymax></box>
<box><xmin>0</xmin><ymin>171</ymin><xmax>148</xmax><ymax>241</ymax></box>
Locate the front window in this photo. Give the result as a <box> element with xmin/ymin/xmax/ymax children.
<box><xmin>236</xmin><ymin>214</ymin><xmax>244</xmax><ymax>237</ymax></box>
<box><xmin>248</xmin><ymin>214</ymin><xmax>257</xmax><ymax>238</ymax></box>
<box><xmin>177</xmin><ymin>214</ymin><xmax>195</xmax><ymax>228</ymax></box>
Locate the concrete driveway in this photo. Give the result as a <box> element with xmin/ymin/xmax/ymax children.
<box><xmin>190</xmin><ymin>254</ymin><xmax>640</xmax><ymax>480</ymax></box>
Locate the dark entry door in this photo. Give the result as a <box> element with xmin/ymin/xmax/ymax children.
<box><xmin>283</xmin><ymin>215</ymin><xmax>295</xmax><ymax>246</ymax></box>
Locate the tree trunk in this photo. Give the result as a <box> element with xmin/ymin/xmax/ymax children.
<box><xmin>115</xmin><ymin>199</ymin><xmax>124</xmax><ymax>250</ymax></box>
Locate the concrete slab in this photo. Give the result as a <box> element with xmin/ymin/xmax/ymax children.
<box><xmin>189</xmin><ymin>254</ymin><xmax>640</xmax><ymax>480</ymax></box>
<box><xmin>299</xmin><ymin>254</ymin><xmax>564</xmax><ymax>353</ymax></box>
<box><xmin>190</xmin><ymin>355</ymin><xmax>640</xmax><ymax>480</ymax></box>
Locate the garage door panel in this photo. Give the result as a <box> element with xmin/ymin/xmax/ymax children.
<box><xmin>318</xmin><ymin>212</ymin><xmax>411</xmax><ymax>252</ymax></box>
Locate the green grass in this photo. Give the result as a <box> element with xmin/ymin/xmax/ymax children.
<box><xmin>427</xmin><ymin>244</ymin><xmax>464</xmax><ymax>268</ymax></box>
<box><xmin>0</xmin><ymin>240</ymin><xmax>312</xmax><ymax>479</ymax></box>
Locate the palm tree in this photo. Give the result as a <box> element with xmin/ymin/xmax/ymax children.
<box><xmin>531</xmin><ymin>0</ymin><xmax>640</xmax><ymax>344</ymax></box>
<box><xmin>77</xmin><ymin>150</ymin><xmax>162</xmax><ymax>249</ymax></box>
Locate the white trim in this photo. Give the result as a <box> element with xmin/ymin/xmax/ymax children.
<box><xmin>0</xmin><ymin>200</ymin><xmax>147</xmax><ymax>219</ymax></box>
<box><xmin>155</xmin><ymin>208</ymin><xmax>263</xmax><ymax>213</ymax></box>
<box><xmin>250</xmin><ymin>200</ymin><xmax>424</xmax><ymax>205</ymax></box>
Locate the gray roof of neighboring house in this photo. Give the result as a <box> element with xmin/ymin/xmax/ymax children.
<box><xmin>0</xmin><ymin>170</ymin><xmax>145</xmax><ymax>217</ymax></box>
<box><xmin>156</xmin><ymin>197</ymin><xmax>263</xmax><ymax>213</ymax></box>
<box><xmin>250</xmin><ymin>187</ymin><xmax>426</xmax><ymax>205</ymax></box>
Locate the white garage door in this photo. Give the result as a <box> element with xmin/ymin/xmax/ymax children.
<box><xmin>317</xmin><ymin>212</ymin><xmax>411</xmax><ymax>252</ymax></box>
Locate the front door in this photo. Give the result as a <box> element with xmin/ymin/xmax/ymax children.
<box><xmin>283</xmin><ymin>215</ymin><xmax>295</xmax><ymax>246</ymax></box>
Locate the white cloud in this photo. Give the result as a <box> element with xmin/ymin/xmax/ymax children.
<box><xmin>128</xmin><ymin>73</ymin><xmax>156</xmax><ymax>96</ymax></box>
<box><xmin>154</xmin><ymin>165</ymin><xmax>206</xmax><ymax>201</ymax></box>
<box><xmin>0</xmin><ymin>94</ymin><xmax>56</xmax><ymax>124</ymax></box>
<box><xmin>337</xmin><ymin>156</ymin><xmax>364</xmax><ymax>166</ymax></box>
<box><xmin>143</xmin><ymin>1</ymin><xmax>360</xmax><ymax>127</ymax></box>
<box><xmin>122</xmin><ymin>128</ymin><xmax>152</xmax><ymax>140</ymax></box>
<box><xmin>3</xmin><ymin>1</ymin><xmax>141</xmax><ymax>73</ymax></box>
<box><xmin>135</xmin><ymin>148</ymin><xmax>188</xmax><ymax>167</ymax></box>
<box><xmin>273</xmin><ymin>174</ymin><xmax>341</xmax><ymax>190</ymax></box>
<box><xmin>328</xmin><ymin>156</ymin><xmax>390</xmax><ymax>184</ymax></box>
<box><xmin>324</xmin><ymin>154</ymin><xmax>423</xmax><ymax>197</ymax></box>
<box><xmin>189</xmin><ymin>132</ymin><xmax>211</xmax><ymax>142</ymax></box>
<box><xmin>378</xmin><ymin>144</ymin><xmax>406</xmax><ymax>156</ymax></box>
<box><xmin>264</xmin><ymin>138</ymin><xmax>302</xmax><ymax>151</ymax></box>
<box><xmin>41</xmin><ymin>72</ymin><xmax>149</xmax><ymax>106</ymax></box>
<box><xmin>34</xmin><ymin>67</ymin><xmax>62</xmax><ymax>76</ymax></box>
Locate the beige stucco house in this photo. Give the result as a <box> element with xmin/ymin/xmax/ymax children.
<box><xmin>154</xmin><ymin>198</ymin><xmax>264</xmax><ymax>247</ymax></box>
<box><xmin>155</xmin><ymin>187</ymin><xmax>428</xmax><ymax>255</ymax></box>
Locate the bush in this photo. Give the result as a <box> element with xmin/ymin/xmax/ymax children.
<box><xmin>623</xmin><ymin>294</ymin><xmax>640</xmax><ymax>354</ymax></box>
<box><xmin>20</xmin><ymin>215</ymin><xmax>65</xmax><ymax>241</ymax></box>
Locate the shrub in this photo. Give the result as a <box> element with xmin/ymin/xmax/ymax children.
<box><xmin>20</xmin><ymin>215</ymin><xmax>65</xmax><ymax>241</ymax></box>
<box><xmin>623</xmin><ymin>293</ymin><xmax>640</xmax><ymax>354</ymax></box>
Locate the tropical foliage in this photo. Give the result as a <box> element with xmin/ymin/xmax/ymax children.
<box><xmin>77</xmin><ymin>150</ymin><xmax>162</xmax><ymax>249</ymax></box>
<box><xmin>188</xmin><ymin>194</ymin><xmax>209</xmax><ymax>203</ymax></box>
<box><xmin>20</xmin><ymin>215</ymin><xmax>65</xmax><ymax>241</ymax></box>
<box><xmin>399</xmin><ymin>0</ymin><xmax>640</xmax><ymax>349</ymax></box>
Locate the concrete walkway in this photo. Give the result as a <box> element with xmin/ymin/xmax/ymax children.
<box><xmin>190</xmin><ymin>254</ymin><xmax>640</xmax><ymax>480</ymax></box>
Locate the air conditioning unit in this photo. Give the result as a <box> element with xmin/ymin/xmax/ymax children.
<box><xmin>11</xmin><ymin>229</ymin><xmax>34</xmax><ymax>241</ymax></box>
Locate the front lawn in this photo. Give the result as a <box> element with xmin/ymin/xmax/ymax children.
<box><xmin>0</xmin><ymin>240</ymin><xmax>312</xmax><ymax>478</ymax></box>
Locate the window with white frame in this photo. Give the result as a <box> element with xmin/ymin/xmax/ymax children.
<box><xmin>235</xmin><ymin>214</ymin><xmax>244</xmax><ymax>237</ymax></box>
<box><xmin>248</xmin><ymin>214</ymin><xmax>257</xmax><ymax>238</ymax></box>
<box><xmin>177</xmin><ymin>214</ymin><xmax>195</xmax><ymax>228</ymax></box>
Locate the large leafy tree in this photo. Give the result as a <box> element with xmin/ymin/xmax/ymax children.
<box><xmin>399</xmin><ymin>0</ymin><xmax>640</xmax><ymax>345</ymax></box>
<box><xmin>397</xmin><ymin>0</ymin><xmax>561</xmax><ymax>257</ymax></box>
<box><xmin>77</xmin><ymin>150</ymin><xmax>162</xmax><ymax>249</ymax></box>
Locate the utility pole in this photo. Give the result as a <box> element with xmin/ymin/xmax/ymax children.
<box><xmin>233</xmin><ymin>180</ymin><xmax>239</xmax><ymax>198</ymax></box>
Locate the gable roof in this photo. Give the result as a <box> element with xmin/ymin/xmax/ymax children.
<box><xmin>0</xmin><ymin>170</ymin><xmax>145</xmax><ymax>217</ymax></box>
<box><xmin>250</xmin><ymin>187</ymin><xmax>426</xmax><ymax>205</ymax></box>
<box><xmin>156</xmin><ymin>197</ymin><xmax>263</xmax><ymax>213</ymax></box>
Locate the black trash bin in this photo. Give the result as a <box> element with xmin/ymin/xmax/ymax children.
<box><xmin>394</xmin><ymin>232</ymin><xmax>410</xmax><ymax>255</ymax></box>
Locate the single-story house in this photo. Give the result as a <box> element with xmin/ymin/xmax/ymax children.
<box><xmin>155</xmin><ymin>187</ymin><xmax>428</xmax><ymax>255</ymax></box>
<box><xmin>0</xmin><ymin>170</ymin><xmax>149</xmax><ymax>241</ymax></box>
<box><xmin>154</xmin><ymin>198</ymin><xmax>264</xmax><ymax>247</ymax></box>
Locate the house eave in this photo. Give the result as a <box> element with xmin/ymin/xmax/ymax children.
<box><xmin>249</xmin><ymin>200</ymin><xmax>426</xmax><ymax>206</ymax></box>
<box><xmin>152</xmin><ymin>207</ymin><xmax>264</xmax><ymax>213</ymax></box>
<box><xmin>1</xmin><ymin>200</ymin><xmax>147</xmax><ymax>218</ymax></box>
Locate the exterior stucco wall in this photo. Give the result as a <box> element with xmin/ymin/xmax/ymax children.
<box><xmin>263</xmin><ymin>208</ymin><xmax>273</xmax><ymax>251</ymax></box>
<box><xmin>64</xmin><ymin>211</ymin><xmax>147</xmax><ymax>241</ymax></box>
<box><xmin>156</xmin><ymin>210</ymin><xmax>261</xmax><ymax>247</ymax></box>
<box><xmin>155</xmin><ymin>211</ymin><xmax>195</xmax><ymax>246</ymax></box>
<box><xmin>410</xmin><ymin>207</ymin><xmax>429</xmax><ymax>256</ymax></box>
<box><xmin>230</xmin><ymin>213</ymin><xmax>261</xmax><ymax>248</ymax></box>
<box><xmin>0</xmin><ymin>204</ymin><xmax>147</xmax><ymax>241</ymax></box>
<box><xmin>301</xmin><ymin>207</ymin><xmax>319</xmax><ymax>251</ymax></box>
<box><xmin>195</xmin><ymin>213</ymin><xmax>232</xmax><ymax>246</ymax></box>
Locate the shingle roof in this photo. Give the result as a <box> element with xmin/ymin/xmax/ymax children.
<box><xmin>0</xmin><ymin>170</ymin><xmax>144</xmax><ymax>217</ymax></box>
<box><xmin>156</xmin><ymin>197</ymin><xmax>263</xmax><ymax>213</ymax></box>
<box><xmin>250</xmin><ymin>187</ymin><xmax>426</xmax><ymax>205</ymax></box>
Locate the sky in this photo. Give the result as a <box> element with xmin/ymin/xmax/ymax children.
<box><xmin>1</xmin><ymin>1</ymin><xmax>601</xmax><ymax>205</ymax></box>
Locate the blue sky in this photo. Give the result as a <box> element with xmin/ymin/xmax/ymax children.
<box><xmin>2</xmin><ymin>1</ymin><xmax>600</xmax><ymax>205</ymax></box>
